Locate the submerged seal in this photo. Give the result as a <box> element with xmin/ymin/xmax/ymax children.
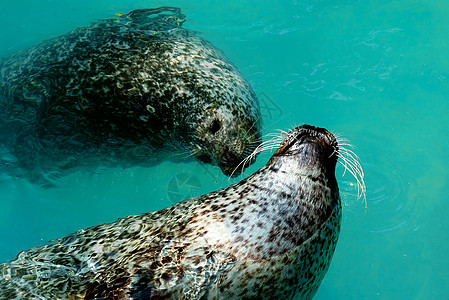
<box><xmin>0</xmin><ymin>7</ymin><xmax>261</xmax><ymax>184</ymax></box>
<box><xmin>0</xmin><ymin>124</ymin><xmax>343</xmax><ymax>299</ymax></box>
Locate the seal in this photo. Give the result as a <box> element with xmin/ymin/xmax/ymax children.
<box><xmin>0</xmin><ymin>124</ymin><xmax>349</xmax><ymax>299</ymax></box>
<box><xmin>0</xmin><ymin>7</ymin><xmax>261</xmax><ymax>184</ymax></box>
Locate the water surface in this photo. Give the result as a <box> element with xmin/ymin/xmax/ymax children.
<box><xmin>1</xmin><ymin>1</ymin><xmax>448</xmax><ymax>299</ymax></box>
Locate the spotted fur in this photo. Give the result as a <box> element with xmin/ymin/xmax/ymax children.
<box><xmin>0</xmin><ymin>125</ymin><xmax>341</xmax><ymax>299</ymax></box>
<box><xmin>0</xmin><ymin>7</ymin><xmax>261</xmax><ymax>184</ymax></box>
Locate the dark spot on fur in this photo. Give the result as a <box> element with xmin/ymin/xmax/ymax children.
<box><xmin>161</xmin><ymin>272</ymin><xmax>171</xmax><ymax>280</ymax></box>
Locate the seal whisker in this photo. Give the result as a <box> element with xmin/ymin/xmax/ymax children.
<box><xmin>172</xmin><ymin>150</ymin><xmax>193</xmax><ymax>159</ymax></box>
<box><xmin>263</xmin><ymin>133</ymin><xmax>282</xmax><ymax>138</ymax></box>
<box><xmin>246</xmin><ymin>135</ymin><xmax>264</xmax><ymax>147</ymax></box>
<box><xmin>250</xmin><ymin>137</ymin><xmax>284</xmax><ymax>154</ymax></box>
<box><xmin>228</xmin><ymin>140</ymin><xmax>277</xmax><ymax>178</ymax></box>
<box><xmin>338</xmin><ymin>150</ymin><xmax>364</xmax><ymax>189</ymax></box>
<box><xmin>233</xmin><ymin>141</ymin><xmax>279</xmax><ymax>177</ymax></box>
<box><xmin>187</xmin><ymin>143</ymin><xmax>206</xmax><ymax>159</ymax></box>
<box><xmin>245</xmin><ymin>115</ymin><xmax>263</xmax><ymax>134</ymax></box>
<box><xmin>228</xmin><ymin>134</ymin><xmax>284</xmax><ymax>179</ymax></box>
<box><xmin>288</xmin><ymin>122</ymin><xmax>303</xmax><ymax>133</ymax></box>
<box><xmin>334</xmin><ymin>137</ymin><xmax>356</xmax><ymax>148</ymax></box>
<box><xmin>335</xmin><ymin>137</ymin><xmax>366</xmax><ymax>206</ymax></box>
<box><xmin>339</xmin><ymin>158</ymin><xmax>366</xmax><ymax>206</ymax></box>
<box><xmin>261</xmin><ymin>131</ymin><xmax>286</xmax><ymax>141</ymax></box>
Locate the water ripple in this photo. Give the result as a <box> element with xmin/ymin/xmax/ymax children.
<box><xmin>352</xmin><ymin>141</ymin><xmax>412</xmax><ymax>234</ymax></box>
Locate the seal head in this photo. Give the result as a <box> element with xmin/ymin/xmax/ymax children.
<box><xmin>0</xmin><ymin>7</ymin><xmax>261</xmax><ymax>182</ymax></box>
<box><xmin>194</xmin><ymin>104</ymin><xmax>261</xmax><ymax>176</ymax></box>
<box><xmin>0</xmin><ymin>125</ymin><xmax>342</xmax><ymax>299</ymax></box>
<box><xmin>273</xmin><ymin>124</ymin><xmax>338</xmax><ymax>181</ymax></box>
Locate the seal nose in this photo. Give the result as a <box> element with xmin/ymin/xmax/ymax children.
<box><xmin>299</xmin><ymin>124</ymin><xmax>331</xmax><ymax>137</ymax></box>
<box><xmin>218</xmin><ymin>140</ymin><xmax>260</xmax><ymax>176</ymax></box>
<box><xmin>273</xmin><ymin>124</ymin><xmax>336</xmax><ymax>157</ymax></box>
<box><xmin>219</xmin><ymin>150</ymin><xmax>240</xmax><ymax>176</ymax></box>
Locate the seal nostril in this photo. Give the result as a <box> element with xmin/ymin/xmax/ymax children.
<box><xmin>210</xmin><ymin>119</ymin><xmax>221</xmax><ymax>135</ymax></box>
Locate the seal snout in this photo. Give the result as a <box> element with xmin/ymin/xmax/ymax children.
<box><xmin>196</xmin><ymin>105</ymin><xmax>261</xmax><ymax>176</ymax></box>
<box><xmin>273</xmin><ymin>124</ymin><xmax>337</xmax><ymax>158</ymax></box>
<box><xmin>218</xmin><ymin>145</ymin><xmax>256</xmax><ymax>177</ymax></box>
<box><xmin>219</xmin><ymin>151</ymin><xmax>240</xmax><ymax>176</ymax></box>
<box><xmin>194</xmin><ymin>140</ymin><xmax>259</xmax><ymax>176</ymax></box>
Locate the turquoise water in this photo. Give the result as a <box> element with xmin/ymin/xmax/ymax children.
<box><xmin>1</xmin><ymin>0</ymin><xmax>448</xmax><ymax>299</ymax></box>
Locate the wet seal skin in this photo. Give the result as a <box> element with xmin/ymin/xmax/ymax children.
<box><xmin>0</xmin><ymin>124</ymin><xmax>366</xmax><ymax>299</ymax></box>
<box><xmin>0</xmin><ymin>7</ymin><xmax>261</xmax><ymax>185</ymax></box>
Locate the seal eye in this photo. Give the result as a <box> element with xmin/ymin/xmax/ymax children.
<box><xmin>210</xmin><ymin>119</ymin><xmax>221</xmax><ymax>135</ymax></box>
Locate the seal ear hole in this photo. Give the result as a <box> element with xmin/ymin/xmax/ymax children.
<box><xmin>210</xmin><ymin>119</ymin><xmax>221</xmax><ymax>135</ymax></box>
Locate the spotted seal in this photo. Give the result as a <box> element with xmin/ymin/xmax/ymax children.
<box><xmin>0</xmin><ymin>124</ymin><xmax>352</xmax><ymax>299</ymax></box>
<box><xmin>0</xmin><ymin>7</ymin><xmax>261</xmax><ymax>184</ymax></box>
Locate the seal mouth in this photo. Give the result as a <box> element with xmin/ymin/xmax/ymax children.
<box><xmin>218</xmin><ymin>143</ymin><xmax>259</xmax><ymax>177</ymax></box>
<box><xmin>195</xmin><ymin>152</ymin><xmax>247</xmax><ymax>177</ymax></box>
<box><xmin>196</xmin><ymin>153</ymin><xmax>213</xmax><ymax>164</ymax></box>
<box><xmin>195</xmin><ymin>147</ymin><xmax>253</xmax><ymax>177</ymax></box>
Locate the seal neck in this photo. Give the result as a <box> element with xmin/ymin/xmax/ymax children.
<box><xmin>215</xmin><ymin>160</ymin><xmax>340</xmax><ymax>260</ymax></box>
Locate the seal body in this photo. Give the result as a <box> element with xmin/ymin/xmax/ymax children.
<box><xmin>0</xmin><ymin>7</ymin><xmax>261</xmax><ymax>184</ymax></box>
<box><xmin>0</xmin><ymin>125</ymin><xmax>341</xmax><ymax>299</ymax></box>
